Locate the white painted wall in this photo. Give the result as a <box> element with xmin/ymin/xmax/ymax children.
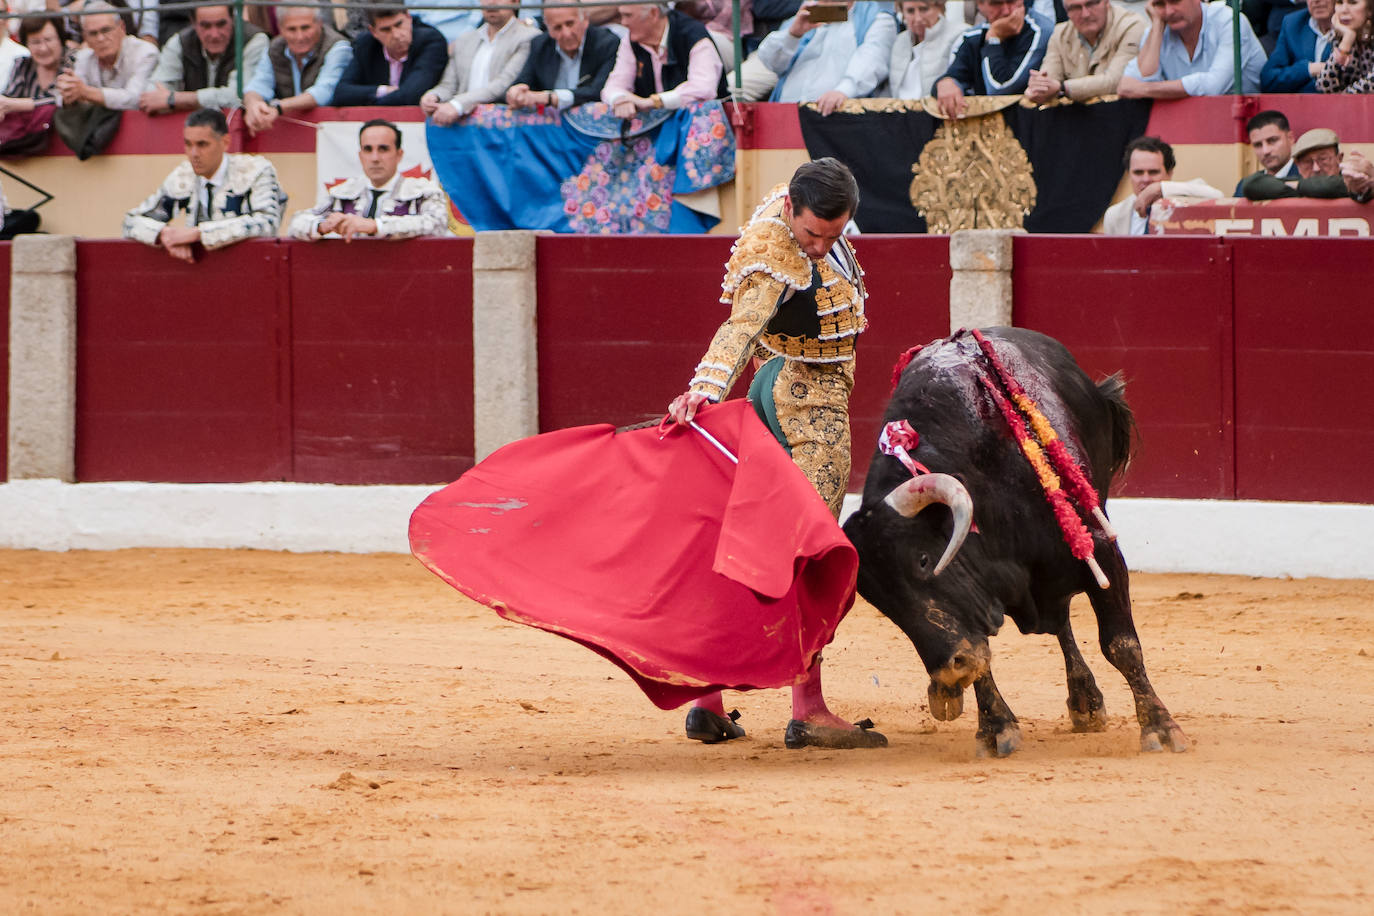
<box><xmin>1</xmin><ymin>480</ymin><xmax>1370</xmax><ymax>580</ymax></box>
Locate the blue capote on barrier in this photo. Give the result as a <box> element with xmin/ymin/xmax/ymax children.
<box><xmin>425</xmin><ymin>100</ymin><xmax>736</xmax><ymax>233</ymax></box>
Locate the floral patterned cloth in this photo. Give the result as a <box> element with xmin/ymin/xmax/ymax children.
<box><xmin>426</xmin><ymin>100</ymin><xmax>736</xmax><ymax>234</ymax></box>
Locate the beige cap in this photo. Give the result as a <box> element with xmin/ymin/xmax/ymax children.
<box><xmin>1292</xmin><ymin>128</ymin><xmax>1340</xmax><ymax>158</ymax></box>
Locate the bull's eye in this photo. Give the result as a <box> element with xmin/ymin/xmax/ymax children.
<box><xmin>919</xmin><ymin>553</ymin><xmax>931</xmax><ymax>571</ymax></box>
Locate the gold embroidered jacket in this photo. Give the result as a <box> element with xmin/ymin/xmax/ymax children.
<box><xmin>689</xmin><ymin>186</ymin><xmax>867</xmax><ymax>402</ymax></box>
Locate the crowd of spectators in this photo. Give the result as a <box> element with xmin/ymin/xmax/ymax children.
<box><xmin>0</xmin><ymin>0</ymin><xmax>1371</xmax><ymax>240</ymax></box>
<box><xmin>0</xmin><ymin>0</ymin><xmax>1367</xmax><ymax>138</ymax></box>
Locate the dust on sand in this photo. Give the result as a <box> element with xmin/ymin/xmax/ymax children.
<box><xmin>2</xmin><ymin>550</ymin><xmax>1372</xmax><ymax>914</ymax></box>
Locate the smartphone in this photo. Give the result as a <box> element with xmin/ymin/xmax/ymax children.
<box><xmin>808</xmin><ymin>3</ymin><xmax>850</xmax><ymax>22</ymax></box>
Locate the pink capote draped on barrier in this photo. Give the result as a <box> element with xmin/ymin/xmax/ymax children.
<box><xmin>408</xmin><ymin>400</ymin><xmax>859</xmax><ymax>710</ymax></box>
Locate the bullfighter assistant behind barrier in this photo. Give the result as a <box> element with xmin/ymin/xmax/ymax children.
<box><xmin>667</xmin><ymin>157</ymin><xmax>885</xmax><ymax>751</ymax></box>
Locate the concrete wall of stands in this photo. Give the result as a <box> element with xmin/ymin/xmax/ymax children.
<box><xmin>3</xmin><ymin>234</ymin><xmax>1370</xmax><ymax>505</ymax></box>
<box><xmin>8</xmin><ymin>97</ymin><xmax>1374</xmax><ymax>237</ymax></box>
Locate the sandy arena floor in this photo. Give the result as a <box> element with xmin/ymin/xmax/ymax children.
<box><xmin>1</xmin><ymin>549</ymin><xmax>1372</xmax><ymax>914</ymax></box>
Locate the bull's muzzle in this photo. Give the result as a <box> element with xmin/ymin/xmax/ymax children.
<box><xmin>882</xmin><ymin>473</ymin><xmax>973</xmax><ymax>575</ymax></box>
<box><xmin>931</xmin><ymin>638</ymin><xmax>992</xmax><ymax>690</ymax></box>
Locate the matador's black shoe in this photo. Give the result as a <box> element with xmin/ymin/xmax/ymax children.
<box><xmin>784</xmin><ymin>718</ymin><xmax>888</xmax><ymax>749</ymax></box>
<box><xmin>685</xmin><ymin>707</ymin><xmax>746</xmax><ymax>743</ymax></box>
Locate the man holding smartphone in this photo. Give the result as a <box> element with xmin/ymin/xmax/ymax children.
<box><xmin>756</xmin><ymin>0</ymin><xmax>897</xmax><ymax>115</ymax></box>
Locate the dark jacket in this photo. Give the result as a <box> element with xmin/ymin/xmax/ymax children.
<box><xmin>939</xmin><ymin>12</ymin><xmax>1052</xmax><ymax>96</ymax></box>
<box><xmin>1240</xmin><ymin>170</ymin><xmax>1354</xmax><ymax>201</ymax></box>
<box><xmin>512</xmin><ymin>24</ymin><xmax>622</xmax><ymax>106</ymax></box>
<box><xmin>332</xmin><ymin>18</ymin><xmax>449</xmax><ymax>106</ymax></box>
<box><xmin>178</xmin><ymin>21</ymin><xmax>265</xmax><ymax>91</ymax></box>
<box><xmin>630</xmin><ymin>10</ymin><xmax>727</xmax><ymax>99</ymax></box>
<box><xmin>1260</xmin><ymin>10</ymin><xmax>1333</xmax><ymax>93</ymax></box>
<box><xmin>1234</xmin><ymin>160</ymin><xmax>1298</xmax><ymax>197</ymax></box>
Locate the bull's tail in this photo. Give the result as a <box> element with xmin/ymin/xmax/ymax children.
<box><xmin>1097</xmin><ymin>372</ymin><xmax>1136</xmax><ymax>482</ymax></box>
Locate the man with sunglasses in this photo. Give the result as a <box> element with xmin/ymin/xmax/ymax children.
<box><xmin>140</xmin><ymin>6</ymin><xmax>269</xmax><ymax>114</ymax></box>
<box><xmin>1025</xmin><ymin>0</ymin><xmax>1145</xmax><ymax>103</ymax></box>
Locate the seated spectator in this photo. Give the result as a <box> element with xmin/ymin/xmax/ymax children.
<box><xmin>1102</xmin><ymin>134</ymin><xmax>1221</xmax><ymax>235</ymax></box>
<box><xmin>1025</xmin><ymin>0</ymin><xmax>1145</xmax><ymax>103</ymax></box>
<box><xmin>678</xmin><ymin>0</ymin><xmax>756</xmax><ymax>60</ymax></box>
<box><xmin>140</xmin><ymin>5</ymin><xmax>269</xmax><ymax>115</ymax></box>
<box><xmin>1260</xmin><ymin>0</ymin><xmax>1335</xmax><ymax>92</ymax></box>
<box><xmin>333</xmin><ymin>3</ymin><xmax>448</xmax><ymax>106</ymax></box>
<box><xmin>505</xmin><ymin>2</ymin><xmax>623</xmax><ymax>110</ymax></box>
<box><xmin>1317</xmin><ymin>0</ymin><xmax>1374</xmax><ymax>92</ymax></box>
<box><xmin>420</xmin><ymin>0</ymin><xmax>538</xmax><ymax>124</ymax></box>
<box><xmin>65</xmin><ymin>0</ymin><xmax>160</xmax><ymax>45</ymax></box>
<box><xmin>1242</xmin><ymin>127</ymin><xmax>1363</xmax><ymax>198</ymax></box>
<box><xmin>601</xmin><ymin>3</ymin><xmax>727</xmax><ymax>117</ymax></box>
<box><xmin>123</xmin><ymin>108</ymin><xmax>286</xmax><ymax>263</ymax></box>
<box><xmin>0</xmin><ymin>1</ymin><xmax>29</xmax><ymax>90</ymax></box>
<box><xmin>886</xmin><ymin>1</ymin><xmax>963</xmax><ymax>99</ymax></box>
<box><xmin>242</xmin><ymin>6</ymin><xmax>352</xmax><ymax>134</ymax></box>
<box><xmin>1340</xmin><ymin>148</ymin><xmax>1374</xmax><ymax>200</ymax></box>
<box><xmin>1118</xmin><ymin>0</ymin><xmax>1265</xmax><ymax>97</ymax></box>
<box><xmin>55</xmin><ymin>2</ymin><xmax>157</xmax><ymax>111</ymax></box>
<box><xmin>0</xmin><ymin>15</ymin><xmax>68</xmax><ymax>153</ymax></box>
<box><xmin>288</xmin><ymin>118</ymin><xmax>449</xmax><ymax>240</ymax></box>
<box><xmin>934</xmin><ymin>0</ymin><xmax>1052</xmax><ymax>119</ymax></box>
<box><xmin>1236</xmin><ymin>109</ymin><xmax>1298</xmax><ymax>196</ymax></box>
<box><xmin>755</xmin><ymin>1</ymin><xmax>896</xmax><ymax>114</ymax></box>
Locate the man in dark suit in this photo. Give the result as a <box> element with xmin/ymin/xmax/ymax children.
<box><xmin>1259</xmin><ymin>0</ymin><xmax>1335</xmax><ymax>93</ymax></box>
<box><xmin>332</xmin><ymin>2</ymin><xmax>449</xmax><ymax>106</ymax></box>
<box><xmin>1235</xmin><ymin>110</ymin><xmax>1299</xmax><ymax>197</ymax></box>
<box><xmin>505</xmin><ymin>2</ymin><xmax>624</xmax><ymax>109</ymax></box>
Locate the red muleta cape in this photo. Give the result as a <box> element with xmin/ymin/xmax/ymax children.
<box><xmin>408</xmin><ymin>399</ymin><xmax>859</xmax><ymax>709</ymax></box>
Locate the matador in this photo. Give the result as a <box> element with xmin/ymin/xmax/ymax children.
<box><xmin>667</xmin><ymin>157</ymin><xmax>886</xmax><ymax>751</ymax></box>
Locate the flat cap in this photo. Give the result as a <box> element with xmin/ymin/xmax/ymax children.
<box><xmin>1293</xmin><ymin>127</ymin><xmax>1340</xmax><ymax>158</ymax></box>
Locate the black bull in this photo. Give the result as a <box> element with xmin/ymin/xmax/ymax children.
<box><xmin>843</xmin><ymin>328</ymin><xmax>1187</xmax><ymax>757</ymax></box>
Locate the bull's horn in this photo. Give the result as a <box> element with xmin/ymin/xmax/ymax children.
<box><xmin>882</xmin><ymin>474</ymin><xmax>974</xmax><ymax>575</ymax></box>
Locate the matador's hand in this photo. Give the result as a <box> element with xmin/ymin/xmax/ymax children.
<box><xmin>668</xmin><ymin>391</ymin><xmax>709</xmax><ymax>426</ymax></box>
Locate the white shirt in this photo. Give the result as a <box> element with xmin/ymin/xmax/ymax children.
<box><xmin>1309</xmin><ymin>15</ymin><xmax>1334</xmax><ymax>62</ymax></box>
<box><xmin>468</xmin><ymin>18</ymin><xmax>518</xmax><ymax>93</ymax></box>
<box><xmin>895</xmin><ymin>38</ymin><xmax>931</xmax><ymax>98</ymax></box>
<box><xmin>550</xmin><ymin>41</ymin><xmax>584</xmax><ymax>108</ymax></box>
<box><xmin>195</xmin><ymin>156</ymin><xmax>229</xmax><ymax>225</ymax></box>
<box><xmin>71</xmin><ymin>36</ymin><xmax>159</xmax><ymax>110</ymax></box>
<box><xmin>0</xmin><ymin>36</ymin><xmax>30</xmax><ymax>91</ymax></box>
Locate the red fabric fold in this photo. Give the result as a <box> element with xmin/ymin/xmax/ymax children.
<box><xmin>409</xmin><ymin>400</ymin><xmax>858</xmax><ymax>710</ymax></box>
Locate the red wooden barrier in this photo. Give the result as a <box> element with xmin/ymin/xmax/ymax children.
<box><xmin>48</xmin><ymin>235</ymin><xmax>1374</xmax><ymax>505</ymax></box>
<box><xmin>289</xmin><ymin>238</ymin><xmax>474</xmax><ymax>484</ymax></box>
<box><xmin>535</xmin><ymin>235</ymin><xmax>736</xmax><ymax>432</ymax></box>
<box><xmin>0</xmin><ymin>241</ymin><xmax>9</xmax><ymax>480</ymax></box>
<box><xmin>1230</xmin><ymin>238</ymin><xmax>1374</xmax><ymax>503</ymax></box>
<box><xmin>1011</xmin><ymin>236</ymin><xmax>1235</xmax><ymax>499</ymax></box>
<box><xmin>76</xmin><ymin>240</ymin><xmax>291</xmax><ymax>482</ymax></box>
<box><xmin>534</xmin><ymin>235</ymin><xmax>949</xmax><ymax>491</ymax></box>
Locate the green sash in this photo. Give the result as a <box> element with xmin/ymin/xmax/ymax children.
<box><xmin>747</xmin><ymin>356</ymin><xmax>789</xmax><ymax>454</ymax></box>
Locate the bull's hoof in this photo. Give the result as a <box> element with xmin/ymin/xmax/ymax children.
<box><xmin>1140</xmin><ymin>720</ymin><xmax>1188</xmax><ymax>753</ymax></box>
<box><xmin>975</xmin><ymin>722</ymin><xmax>1021</xmax><ymax>758</ymax></box>
<box><xmin>928</xmin><ymin>681</ymin><xmax>964</xmax><ymax>721</ymax></box>
<box><xmin>1067</xmin><ymin>701</ymin><xmax>1108</xmax><ymax>733</ymax></box>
